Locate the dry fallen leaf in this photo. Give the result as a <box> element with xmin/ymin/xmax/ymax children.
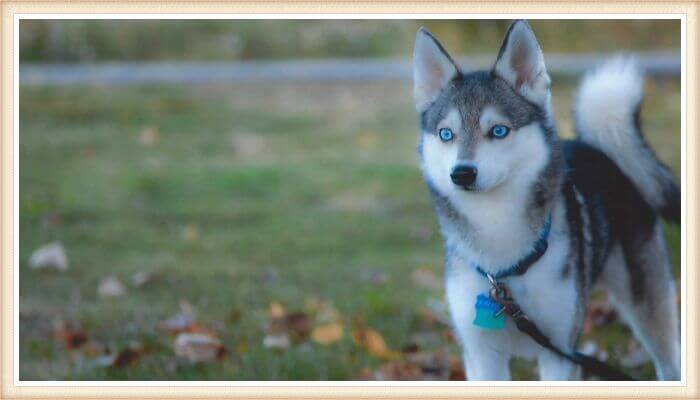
<box><xmin>353</xmin><ymin>367</ymin><xmax>374</xmax><ymax>380</ymax></box>
<box><xmin>111</xmin><ymin>347</ymin><xmax>142</xmax><ymax>368</ymax></box>
<box><xmin>268</xmin><ymin>302</ymin><xmax>286</xmax><ymax>319</ymax></box>
<box><xmin>29</xmin><ymin>242</ymin><xmax>68</xmax><ymax>271</ymax></box>
<box><xmin>304</xmin><ymin>298</ymin><xmax>340</xmax><ymax>324</ymax></box>
<box><xmin>583</xmin><ymin>299</ymin><xmax>616</xmax><ymax>334</ymax></box>
<box><xmin>96</xmin><ymin>342</ymin><xmax>145</xmax><ymax>369</ymax></box>
<box><xmin>174</xmin><ymin>332</ymin><xmax>226</xmax><ymax>363</ymax></box>
<box><xmin>157</xmin><ymin>311</ymin><xmax>195</xmax><ymax>334</ymax></box>
<box><xmin>374</xmin><ymin>360</ymin><xmax>423</xmax><ymax>380</ymax></box>
<box><xmin>157</xmin><ymin>303</ymin><xmax>216</xmax><ymax>337</ymax></box>
<box><xmin>97</xmin><ymin>276</ymin><xmax>126</xmax><ymax>298</ymax></box>
<box><xmin>403</xmin><ymin>349</ymin><xmax>451</xmax><ymax>380</ymax></box>
<box><xmin>93</xmin><ymin>341</ymin><xmax>146</xmax><ymax>369</ymax></box>
<box><xmin>448</xmin><ymin>354</ymin><xmax>466</xmax><ymax>380</ymax></box>
<box><xmin>268</xmin><ymin>312</ymin><xmax>311</xmax><ymax>342</ymax></box>
<box><xmin>352</xmin><ymin>327</ymin><xmax>400</xmax><ymax>360</ymax></box>
<box><xmin>263</xmin><ymin>333</ymin><xmax>290</xmax><ymax>349</ymax></box>
<box><xmin>442</xmin><ymin>328</ymin><xmax>456</xmax><ymax>344</ymax></box>
<box><xmin>139</xmin><ymin>126</ymin><xmax>159</xmax><ymax>146</ymax></box>
<box><xmin>402</xmin><ymin>343</ymin><xmax>420</xmax><ymax>354</ymax></box>
<box><xmin>285</xmin><ymin>312</ymin><xmax>311</xmax><ymax>341</ymax></box>
<box><xmin>53</xmin><ymin>320</ymin><xmax>87</xmax><ymax>350</ymax></box>
<box><xmin>264</xmin><ymin>306</ymin><xmax>312</xmax><ymax>349</ymax></box>
<box><xmin>81</xmin><ymin>340</ymin><xmax>109</xmax><ymax>358</ymax></box>
<box><xmin>358</xmin><ymin>348</ymin><xmax>460</xmax><ymax>381</ymax></box>
<box><xmin>311</xmin><ymin>322</ymin><xmax>343</xmax><ymax>345</ymax></box>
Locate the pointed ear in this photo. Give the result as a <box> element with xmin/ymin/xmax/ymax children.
<box><xmin>493</xmin><ymin>20</ymin><xmax>551</xmax><ymax>108</ymax></box>
<box><xmin>413</xmin><ymin>28</ymin><xmax>459</xmax><ymax>112</ymax></box>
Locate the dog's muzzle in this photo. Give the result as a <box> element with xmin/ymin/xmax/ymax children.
<box><xmin>450</xmin><ymin>164</ymin><xmax>478</xmax><ymax>189</ymax></box>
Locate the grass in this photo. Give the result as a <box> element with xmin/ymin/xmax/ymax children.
<box><xmin>19</xmin><ymin>76</ymin><xmax>681</xmax><ymax>380</ymax></box>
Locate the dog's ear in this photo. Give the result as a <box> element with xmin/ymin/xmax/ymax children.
<box><xmin>493</xmin><ymin>20</ymin><xmax>551</xmax><ymax>108</ymax></box>
<box><xmin>413</xmin><ymin>28</ymin><xmax>459</xmax><ymax>112</ymax></box>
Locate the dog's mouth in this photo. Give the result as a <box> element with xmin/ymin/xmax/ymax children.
<box><xmin>453</xmin><ymin>183</ymin><xmax>483</xmax><ymax>192</ymax></box>
<box><xmin>452</xmin><ymin>175</ymin><xmax>506</xmax><ymax>194</ymax></box>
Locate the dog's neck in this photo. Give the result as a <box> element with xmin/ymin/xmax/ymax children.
<box><xmin>435</xmin><ymin>152</ymin><xmax>563</xmax><ymax>274</ymax></box>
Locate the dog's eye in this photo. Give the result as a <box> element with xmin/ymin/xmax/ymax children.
<box><xmin>438</xmin><ymin>128</ymin><xmax>454</xmax><ymax>142</ymax></box>
<box><xmin>489</xmin><ymin>125</ymin><xmax>510</xmax><ymax>139</ymax></box>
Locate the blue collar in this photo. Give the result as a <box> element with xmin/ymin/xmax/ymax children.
<box><xmin>474</xmin><ymin>214</ymin><xmax>552</xmax><ymax>280</ymax></box>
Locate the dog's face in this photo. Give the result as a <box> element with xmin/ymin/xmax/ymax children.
<box><xmin>414</xmin><ymin>21</ymin><xmax>554</xmax><ymax>198</ymax></box>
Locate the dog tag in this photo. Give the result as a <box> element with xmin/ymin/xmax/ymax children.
<box><xmin>473</xmin><ymin>293</ymin><xmax>505</xmax><ymax>330</ymax></box>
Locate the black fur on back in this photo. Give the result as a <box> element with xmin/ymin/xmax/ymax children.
<box><xmin>563</xmin><ymin>140</ymin><xmax>658</xmax><ymax>300</ymax></box>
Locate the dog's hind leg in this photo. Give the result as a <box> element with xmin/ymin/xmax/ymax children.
<box><xmin>600</xmin><ymin>223</ymin><xmax>681</xmax><ymax>380</ymax></box>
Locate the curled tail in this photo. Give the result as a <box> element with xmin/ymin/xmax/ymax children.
<box><xmin>574</xmin><ymin>57</ymin><xmax>680</xmax><ymax>224</ymax></box>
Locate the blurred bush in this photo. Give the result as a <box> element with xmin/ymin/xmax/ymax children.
<box><xmin>20</xmin><ymin>19</ymin><xmax>680</xmax><ymax>63</ymax></box>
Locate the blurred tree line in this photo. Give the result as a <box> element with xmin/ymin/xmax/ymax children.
<box><xmin>20</xmin><ymin>19</ymin><xmax>679</xmax><ymax>63</ymax></box>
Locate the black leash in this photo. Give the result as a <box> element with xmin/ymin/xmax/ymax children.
<box><xmin>488</xmin><ymin>279</ymin><xmax>635</xmax><ymax>381</ymax></box>
<box><xmin>472</xmin><ymin>214</ymin><xmax>634</xmax><ymax>380</ymax></box>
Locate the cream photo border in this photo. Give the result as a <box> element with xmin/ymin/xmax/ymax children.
<box><xmin>1</xmin><ymin>1</ymin><xmax>697</xmax><ymax>399</ymax></box>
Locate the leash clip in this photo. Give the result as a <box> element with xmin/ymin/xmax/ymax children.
<box><xmin>485</xmin><ymin>273</ymin><xmax>498</xmax><ymax>288</ymax></box>
<box><xmin>486</xmin><ymin>273</ymin><xmax>513</xmax><ymax>317</ymax></box>
<box><xmin>486</xmin><ymin>274</ymin><xmax>509</xmax><ymax>300</ymax></box>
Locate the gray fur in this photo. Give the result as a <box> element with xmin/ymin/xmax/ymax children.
<box><xmin>419</xmin><ymin>70</ymin><xmax>561</xmax><ymax>234</ymax></box>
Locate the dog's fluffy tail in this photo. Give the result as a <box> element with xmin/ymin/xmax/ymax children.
<box><xmin>574</xmin><ymin>57</ymin><xmax>680</xmax><ymax>224</ymax></box>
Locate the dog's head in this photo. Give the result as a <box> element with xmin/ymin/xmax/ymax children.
<box><xmin>414</xmin><ymin>20</ymin><xmax>555</xmax><ymax>199</ymax></box>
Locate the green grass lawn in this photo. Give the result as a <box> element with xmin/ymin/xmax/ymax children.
<box><xmin>19</xmin><ymin>77</ymin><xmax>681</xmax><ymax>380</ymax></box>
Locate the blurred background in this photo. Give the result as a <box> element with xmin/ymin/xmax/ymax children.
<box><xmin>19</xmin><ymin>19</ymin><xmax>681</xmax><ymax>381</ymax></box>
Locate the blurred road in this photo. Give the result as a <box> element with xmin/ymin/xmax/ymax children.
<box><xmin>20</xmin><ymin>52</ymin><xmax>680</xmax><ymax>86</ymax></box>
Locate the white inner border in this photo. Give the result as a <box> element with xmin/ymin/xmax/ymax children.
<box><xmin>12</xmin><ymin>13</ymin><xmax>687</xmax><ymax>387</ymax></box>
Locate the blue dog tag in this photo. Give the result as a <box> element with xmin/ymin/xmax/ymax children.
<box><xmin>473</xmin><ymin>293</ymin><xmax>505</xmax><ymax>330</ymax></box>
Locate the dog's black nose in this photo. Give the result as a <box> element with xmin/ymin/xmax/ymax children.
<box><xmin>450</xmin><ymin>165</ymin><xmax>478</xmax><ymax>187</ymax></box>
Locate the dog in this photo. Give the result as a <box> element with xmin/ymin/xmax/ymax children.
<box><xmin>413</xmin><ymin>20</ymin><xmax>681</xmax><ymax>380</ymax></box>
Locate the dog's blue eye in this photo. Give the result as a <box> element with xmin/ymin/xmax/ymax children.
<box><xmin>438</xmin><ymin>128</ymin><xmax>454</xmax><ymax>142</ymax></box>
<box><xmin>489</xmin><ymin>125</ymin><xmax>510</xmax><ymax>139</ymax></box>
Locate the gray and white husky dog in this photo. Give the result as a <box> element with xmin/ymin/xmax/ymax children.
<box><xmin>413</xmin><ymin>20</ymin><xmax>681</xmax><ymax>380</ymax></box>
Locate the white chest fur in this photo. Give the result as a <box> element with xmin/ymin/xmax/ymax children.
<box><xmin>444</xmin><ymin>199</ymin><xmax>577</xmax><ymax>362</ymax></box>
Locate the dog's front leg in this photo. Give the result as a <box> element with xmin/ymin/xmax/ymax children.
<box><xmin>446</xmin><ymin>266</ymin><xmax>512</xmax><ymax>380</ymax></box>
<box><xmin>463</xmin><ymin>342</ymin><xmax>511</xmax><ymax>381</ymax></box>
<box><xmin>537</xmin><ymin>351</ymin><xmax>578</xmax><ymax>380</ymax></box>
